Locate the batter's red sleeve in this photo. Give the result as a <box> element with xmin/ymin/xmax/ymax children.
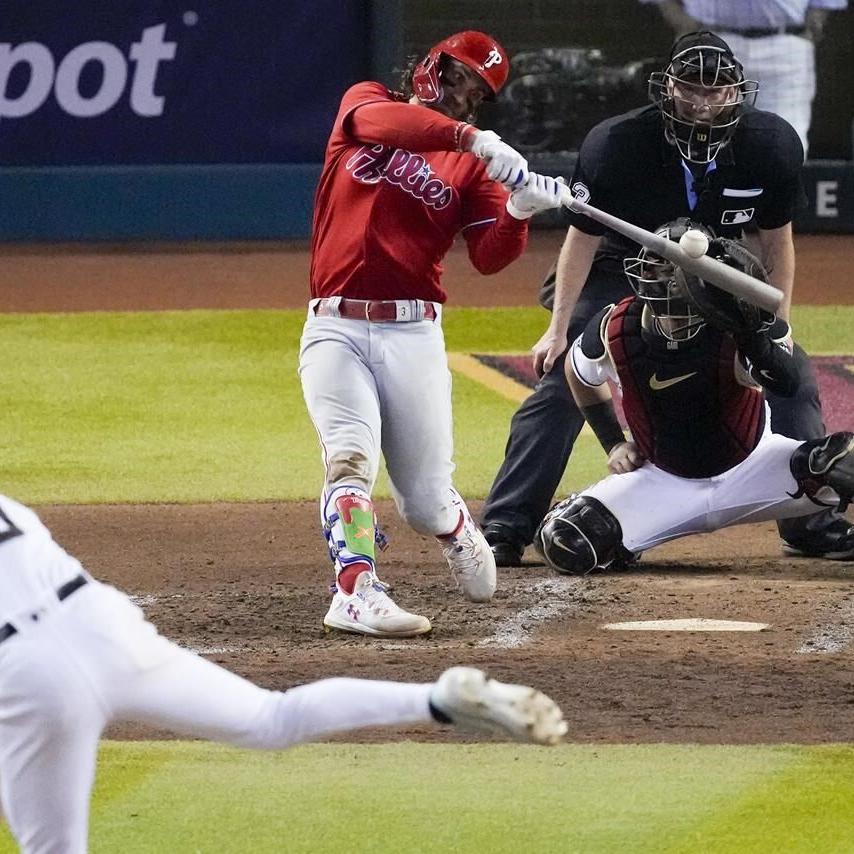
<box><xmin>463</xmin><ymin>208</ymin><xmax>529</xmax><ymax>274</ymax></box>
<box><xmin>342</xmin><ymin>83</ymin><xmax>472</xmax><ymax>152</ymax></box>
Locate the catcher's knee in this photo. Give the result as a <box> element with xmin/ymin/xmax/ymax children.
<box><xmin>534</xmin><ymin>495</ymin><xmax>628</xmax><ymax>575</ymax></box>
<box><xmin>790</xmin><ymin>432</ymin><xmax>854</xmax><ymax>512</ymax></box>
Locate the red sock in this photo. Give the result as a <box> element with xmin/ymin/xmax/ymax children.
<box><xmin>337</xmin><ymin>560</ymin><xmax>373</xmax><ymax>595</ymax></box>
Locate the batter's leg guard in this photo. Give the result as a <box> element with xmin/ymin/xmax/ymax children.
<box><xmin>790</xmin><ymin>432</ymin><xmax>854</xmax><ymax>513</ymax></box>
<box><xmin>534</xmin><ymin>494</ymin><xmax>634</xmax><ymax>575</ymax></box>
<box><xmin>321</xmin><ymin>485</ymin><xmax>385</xmax><ymax>582</ymax></box>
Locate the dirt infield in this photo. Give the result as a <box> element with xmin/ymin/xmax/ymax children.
<box><xmin>6</xmin><ymin>232</ymin><xmax>854</xmax><ymax>744</ymax></box>
<box><xmin>2</xmin><ymin>232</ymin><xmax>853</xmax><ymax>311</ymax></box>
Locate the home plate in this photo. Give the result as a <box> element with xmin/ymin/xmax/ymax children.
<box><xmin>603</xmin><ymin>618</ymin><xmax>769</xmax><ymax>632</ymax></box>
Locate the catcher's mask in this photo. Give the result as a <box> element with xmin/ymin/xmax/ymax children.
<box><xmin>648</xmin><ymin>31</ymin><xmax>758</xmax><ymax>163</ymax></box>
<box><xmin>412</xmin><ymin>30</ymin><xmax>509</xmax><ymax>113</ymax></box>
<box><xmin>623</xmin><ymin>218</ymin><xmax>714</xmax><ymax>342</ymax></box>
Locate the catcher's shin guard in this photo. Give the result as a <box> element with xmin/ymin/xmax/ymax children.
<box><xmin>534</xmin><ymin>494</ymin><xmax>632</xmax><ymax>575</ymax></box>
<box><xmin>321</xmin><ymin>485</ymin><xmax>387</xmax><ymax>577</ymax></box>
<box><xmin>790</xmin><ymin>432</ymin><xmax>854</xmax><ymax>513</ymax></box>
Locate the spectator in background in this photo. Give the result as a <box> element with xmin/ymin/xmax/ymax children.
<box><xmin>640</xmin><ymin>0</ymin><xmax>849</xmax><ymax>156</ymax></box>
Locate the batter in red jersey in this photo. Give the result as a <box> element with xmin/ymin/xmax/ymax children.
<box><xmin>300</xmin><ymin>31</ymin><xmax>563</xmax><ymax>637</ymax></box>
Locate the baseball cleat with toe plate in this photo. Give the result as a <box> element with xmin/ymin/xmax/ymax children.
<box><xmin>782</xmin><ymin>516</ymin><xmax>854</xmax><ymax>561</ymax></box>
<box><xmin>440</xmin><ymin>507</ymin><xmax>497</xmax><ymax>602</ymax></box>
<box><xmin>323</xmin><ymin>571</ymin><xmax>431</xmax><ymax>638</ymax></box>
<box><xmin>429</xmin><ymin>667</ymin><xmax>568</xmax><ymax>745</ymax></box>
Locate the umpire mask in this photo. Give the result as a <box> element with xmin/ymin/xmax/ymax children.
<box><xmin>648</xmin><ymin>31</ymin><xmax>758</xmax><ymax>163</ymax></box>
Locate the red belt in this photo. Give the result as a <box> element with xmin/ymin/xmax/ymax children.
<box><xmin>313</xmin><ymin>298</ymin><xmax>437</xmax><ymax>322</ymax></box>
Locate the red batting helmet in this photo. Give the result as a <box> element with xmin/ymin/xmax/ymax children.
<box><xmin>411</xmin><ymin>31</ymin><xmax>509</xmax><ymax>104</ymax></box>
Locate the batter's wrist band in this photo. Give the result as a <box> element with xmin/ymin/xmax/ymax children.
<box><xmin>457</xmin><ymin>123</ymin><xmax>476</xmax><ymax>151</ymax></box>
<box><xmin>581</xmin><ymin>402</ymin><xmax>625</xmax><ymax>453</ymax></box>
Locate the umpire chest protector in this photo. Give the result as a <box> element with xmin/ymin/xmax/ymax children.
<box><xmin>607</xmin><ymin>299</ymin><xmax>766</xmax><ymax>477</ymax></box>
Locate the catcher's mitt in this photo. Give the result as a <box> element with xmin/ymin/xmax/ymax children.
<box><xmin>675</xmin><ymin>238</ymin><xmax>775</xmax><ymax>336</ymax></box>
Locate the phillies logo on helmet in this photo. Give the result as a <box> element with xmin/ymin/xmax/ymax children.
<box><xmin>484</xmin><ymin>47</ymin><xmax>503</xmax><ymax>69</ymax></box>
<box><xmin>412</xmin><ymin>30</ymin><xmax>509</xmax><ymax>104</ymax></box>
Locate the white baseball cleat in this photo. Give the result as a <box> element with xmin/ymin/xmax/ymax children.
<box><xmin>440</xmin><ymin>507</ymin><xmax>497</xmax><ymax>603</ymax></box>
<box><xmin>323</xmin><ymin>570</ymin><xmax>432</xmax><ymax>638</ymax></box>
<box><xmin>430</xmin><ymin>667</ymin><xmax>568</xmax><ymax>745</ymax></box>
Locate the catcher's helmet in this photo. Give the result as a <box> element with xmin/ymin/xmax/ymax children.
<box><xmin>412</xmin><ymin>31</ymin><xmax>509</xmax><ymax>105</ymax></box>
<box><xmin>648</xmin><ymin>31</ymin><xmax>758</xmax><ymax>163</ymax></box>
<box><xmin>623</xmin><ymin>218</ymin><xmax>715</xmax><ymax>342</ymax></box>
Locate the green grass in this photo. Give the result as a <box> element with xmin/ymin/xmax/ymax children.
<box><xmin>1</xmin><ymin>305</ymin><xmax>850</xmax><ymax>504</ymax></box>
<box><xmin>0</xmin><ymin>304</ymin><xmax>852</xmax><ymax>849</ymax></box>
<box><xmin>1</xmin><ymin>742</ymin><xmax>852</xmax><ymax>852</ymax></box>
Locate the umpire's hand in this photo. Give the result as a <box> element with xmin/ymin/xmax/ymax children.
<box><xmin>532</xmin><ymin>325</ymin><xmax>566</xmax><ymax>377</ymax></box>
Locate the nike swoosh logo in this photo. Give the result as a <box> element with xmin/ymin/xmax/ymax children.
<box><xmin>759</xmin><ymin>369</ymin><xmax>776</xmax><ymax>380</ymax></box>
<box><xmin>649</xmin><ymin>371</ymin><xmax>698</xmax><ymax>390</ymax></box>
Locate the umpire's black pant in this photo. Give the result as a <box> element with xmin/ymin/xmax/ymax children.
<box><xmin>481</xmin><ymin>271</ymin><xmax>828</xmax><ymax>547</ymax></box>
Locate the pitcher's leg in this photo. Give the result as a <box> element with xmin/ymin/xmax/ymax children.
<box><xmin>122</xmin><ymin>643</ymin><xmax>566</xmax><ymax>747</ymax></box>
<box><xmin>119</xmin><ymin>640</ymin><xmax>436</xmax><ymax>748</ymax></box>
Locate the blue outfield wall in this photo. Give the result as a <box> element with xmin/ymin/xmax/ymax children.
<box><xmin>0</xmin><ymin>164</ymin><xmax>321</xmax><ymax>241</ymax></box>
<box><xmin>0</xmin><ymin>159</ymin><xmax>851</xmax><ymax>242</ymax></box>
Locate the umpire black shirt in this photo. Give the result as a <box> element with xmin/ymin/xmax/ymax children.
<box><xmin>540</xmin><ymin>104</ymin><xmax>806</xmax><ymax>308</ymax></box>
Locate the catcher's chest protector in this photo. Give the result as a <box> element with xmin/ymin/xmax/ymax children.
<box><xmin>607</xmin><ymin>299</ymin><xmax>766</xmax><ymax>477</ymax></box>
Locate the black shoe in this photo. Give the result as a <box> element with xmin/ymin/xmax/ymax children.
<box><xmin>782</xmin><ymin>516</ymin><xmax>854</xmax><ymax>560</ymax></box>
<box><xmin>483</xmin><ymin>526</ymin><xmax>525</xmax><ymax>567</ymax></box>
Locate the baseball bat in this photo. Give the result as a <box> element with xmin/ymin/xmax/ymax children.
<box><xmin>555</xmin><ymin>184</ymin><xmax>783</xmax><ymax>313</ymax></box>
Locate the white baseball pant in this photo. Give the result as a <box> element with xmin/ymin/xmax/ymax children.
<box><xmin>299</xmin><ymin>305</ymin><xmax>463</xmax><ymax>535</ymax></box>
<box><xmin>584</xmin><ymin>432</ymin><xmax>821</xmax><ymax>552</ymax></box>
<box><xmin>0</xmin><ymin>580</ymin><xmax>434</xmax><ymax>853</ymax></box>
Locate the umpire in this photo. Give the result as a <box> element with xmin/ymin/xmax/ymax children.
<box><xmin>482</xmin><ymin>30</ymin><xmax>854</xmax><ymax>564</ymax></box>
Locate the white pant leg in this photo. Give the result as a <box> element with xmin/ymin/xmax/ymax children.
<box><xmin>706</xmin><ymin>432</ymin><xmax>819</xmax><ymax>528</ymax></box>
<box><xmin>583</xmin><ymin>465</ymin><xmax>712</xmax><ymax>552</ymax></box>
<box><xmin>299</xmin><ymin>316</ymin><xmax>383</xmax><ymax>489</ymax></box>
<box><xmin>121</xmin><ymin>657</ymin><xmax>436</xmax><ymax>749</ymax></box>
<box><xmin>584</xmin><ymin>433</ymin><xmax>819</xmax><ymax>553</ymax></box>
<box><xmin>75</xmin><ymin>583</ymin><xmax>435</xmax><ymax>749</ymax></box>
<box><xmin>726</xmin><ymin>33</ymin><xmax>814</xmax><ymax>156</ymax></box>
<box><xmin>0</xmin><ymin>617</ymin><xmax>106</xmax><ymax>854</ymax></box>
<box><xmin>372</xmin><ymin>320</ymin><xmax>460</xmax><ymax>535</ymax></box>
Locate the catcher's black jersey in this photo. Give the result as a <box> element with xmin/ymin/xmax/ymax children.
<box><xmin>565</xmin><ymin>105</ymin><xmax>806</xmax><ymax>277</ymax></box>
<box><xmin>596</xmin><ymin>300</ymin><xmax>766</xmax><ymax>477</ymax></box>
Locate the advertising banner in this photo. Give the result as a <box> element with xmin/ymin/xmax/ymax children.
<box><xmin>0</xmin><ymin>1</ymin><xmax>369</xmax><ymax>165</ymax></box>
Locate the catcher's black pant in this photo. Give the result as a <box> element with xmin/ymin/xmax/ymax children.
<box><xmin>481</xmin><ymin>276</ymin><xmax>829</xmax><ymax>548</ymax></box>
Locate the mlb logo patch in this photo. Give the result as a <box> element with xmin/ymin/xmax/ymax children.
<box><xmin>721</xmin><ymin>208</ymin><xmax>755</xmax><ymax>225</ymax></box>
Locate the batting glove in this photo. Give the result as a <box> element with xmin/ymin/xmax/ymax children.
<box><xmin>470</xmin><ymin>130</ymin><xmax>529</xmax><ymax>188</ymax></box>
<box><xmin>506</xmin><ymin>172</ymin><xmax>565</xmax><ymax>220</ymax></box>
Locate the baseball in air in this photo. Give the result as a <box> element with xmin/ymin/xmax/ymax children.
<box><xmin>678</xmin><ymin>229</ymin><xmax>710</xmax><ymax>259</ymax></box>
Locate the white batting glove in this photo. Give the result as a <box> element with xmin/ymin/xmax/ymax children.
<box><xmin>506</xmin><ymin>173</ymin><xmax>565</xmax><ymax>220</ymax></box>
<box><xmin>470</xmin><ymin>129</ymin><xmax>529</xmax><ymax>188</ymax></box>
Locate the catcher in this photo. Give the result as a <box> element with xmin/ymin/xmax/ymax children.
<box><xmin>536</xmin><ymin>219</ymin><xmax>854</xmax><ymax>573</ymax></box>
